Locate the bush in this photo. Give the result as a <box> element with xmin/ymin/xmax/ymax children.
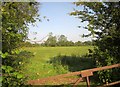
<box><xmin>1</xmin><ymin>50</ymin><xmax>34</xmax><ymax>86</ymax></box>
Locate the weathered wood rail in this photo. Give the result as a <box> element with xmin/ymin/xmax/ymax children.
<box><xmin>28</xmin><ymin>63</ymin><xmax>120</xmax><ymax>87</ymax></box>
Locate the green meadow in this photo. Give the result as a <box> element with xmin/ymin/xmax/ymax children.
<box><xmin>21</xmin><ymin>46</ymin><xmax>94</xmax><ymax>80</ymax></box>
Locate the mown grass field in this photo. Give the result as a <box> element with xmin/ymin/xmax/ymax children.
<box><xmin>21</xmin><ymin>46</ymin><xmax>94</xmax><ymax>80</ymax></box>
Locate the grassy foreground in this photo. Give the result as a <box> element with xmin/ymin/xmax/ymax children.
<box><xmin>21</xmin><ymin>46</ymin><xmax>94</xmax><ymax>80</ymax></box>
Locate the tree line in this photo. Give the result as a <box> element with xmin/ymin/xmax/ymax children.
<box><xmin>42</xmin><ymin>33</ymin><xmax>93</xmax><ymax>46</ymax></box>
<box><xmin>22</xmin><ymin>32</ymin><xmax>93</xmax><ymax>47</ymax></box>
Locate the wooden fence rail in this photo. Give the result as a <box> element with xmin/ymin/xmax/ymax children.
<box><xmin>28</xmin><ymin>64</ymin><xmax>120</xmax><ymax>87</ymax></box>
<box><xmin>73</xmin><ymin>63</ymin><xmax>120</xmax><ymax>87</ymax></box>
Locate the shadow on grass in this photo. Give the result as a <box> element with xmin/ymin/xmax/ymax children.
<box><xmin>48</xmin><ymin>54</ymin><xmax>95</xmax><ymax>72</ymax></box>
<box><xmin>47</xmin><ymin>54</ymin><xmax>100</xmax><ymax>86</ymax></box>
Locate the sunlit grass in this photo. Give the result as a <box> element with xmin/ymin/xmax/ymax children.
<box><xmin>21</xmin><ymin>46</ymin><xmax>94</xmax><ymax>80</ymax></box>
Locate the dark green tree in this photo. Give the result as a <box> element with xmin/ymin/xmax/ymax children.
<box><xmin>57</xmin><ymin>35</ymin><xmax>68</xmax><ymax>46</ymax></box>
<box><xmin>83</xmin><ymin>41</ymin><xmax>92</xmax><ymax>46</ymax></box>
<box><xmin>66</xmin><ymin>41</ymin><xmax>74</xmax><ymax>46</ymax></box>
<box><xmin>44</xmin><ymin>32</ymin><xmax>57</xmax><ymax>47</ymax></box>
<box><xmin>2</xmin><ymin>2</ymin><xmax>40</xmax><ymax>53</ymax></box>
<box><xmin>1</xmin><ymin>2</ymin><xmax>40</xmax><ymax>86</ymax></box>
<box><xmin>74</xmin><ymin>41</ymin><xmax>82</xmax><ymax>46</ymax></box>
<box><xmin>70</xmin><ymin>2</ymin><xmax>120</xmax><ymax>84</ymax></box>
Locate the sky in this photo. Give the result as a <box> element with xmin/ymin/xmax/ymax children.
<box><xmin>28</xmin><ymin>2</ymin><xmax>93</xmax><ymax>43</ymax></box>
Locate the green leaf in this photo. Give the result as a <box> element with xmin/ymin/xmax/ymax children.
<box><xmin>17</xmin><ymin>74</ymin><xmax>23</xmax><ymax>79</ymax></box>
<box><xmin>13</xmin><ymin>72</ymin><xmax>19</xmax><ymax>76</ymax></box>
<box><xmin>15</xmin><ymin>50</ymin><xmax>20</xmax><ymax>55</ymax></box>
<box><xmin>6</xmin><ymin>66</ymin><xmax>13</xmax><ymax>73</ymax></box>
<box><xmin>7</xmin><ymin>66</ymin><xmax>13</xmax><ymax>71</ymax></box>
<box><xmin>1</xmin><ymin>65</ymin><xmax>6</xmax><ymax>70</ymax></box>
<box><xmin>1</xmin><ymin>52</ymin><xmax>8</xmax><ymax>58</ymax></box>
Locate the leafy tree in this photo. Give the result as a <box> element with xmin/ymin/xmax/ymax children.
<box><xmin>2</xmin><ymin>2</ymin><xmax>40</xmax><ymax>86</ymax></box>
<box><xmin>57</xmin><ymin>35</ymin><xmax>68</xmax><ymax>46</ymax></box>
<box><xmin>42</xmin><ymin>33</ymin><xmax>93</xmax><ymax>47</ymax></box>
<box><xmin>74</xmin><ymin>41</ymin><xmax>82</xmax><ymax>46</ymax></box>
<box><xmin>44</xmin><ymin>32</ymin><xmax>57</xmax><ymax>47</ymax></box>
<box><xmin>2</xmin><ymin>2</ymin><xmax>39</xmax><ymax>53</ymax></box>
<box><xmin>83</xmin><ymin>41</ymin><xmax>92</xmax><ymax>46</ymax></box>
<box><xmin>66</xmin><ymin>41</ymin><xmax>74</xmax><ymax>46</ymax></box>
<box><xmin>70</xmin><ymin>2</ymin><xmax>120</xmax><ymax>84</ymax></box>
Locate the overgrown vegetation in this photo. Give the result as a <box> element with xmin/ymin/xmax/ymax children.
<box><xmin>1</xmin><ymin>1</ymin><xmax>120</xmax><ymax>86</ymax></box>
<box><xmin>21</xmin><ymin>46</ymin><xmax>101</xmax><ymax>86</ymax></box>
<box><xmin>71</xmin><ymin>2</ymin><xmax>120</xmax><ymax>85</ymax></box>
<box><xmin>22</xmin><ymin>46</ymin><xmax>93</xmax><ymax>80</ymax></box>
<box><xmin>1</xmin><ymin>51</ymin><xmax>34</xmax><ymax>86</ymax></box>
<box><xmin>1</xmin><ymin>2</ymin><xmax>40</xmax><ymax>86</ymax></box>
<box><xmin>48</xmin><ymin>54</ymin><xmax>95</xmax><ymax>72</ymax></box>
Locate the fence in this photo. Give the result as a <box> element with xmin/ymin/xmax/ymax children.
<box><xmin>28</xmin><ymin>64</ymin><xmax>120</xmax><ymax>87</ymax></box>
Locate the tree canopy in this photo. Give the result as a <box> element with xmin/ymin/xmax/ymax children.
<box><xmin>44</xmin><ymin>32</ymin><xmax>57</xmax><ymax>47</ymax></box>
<box><xmin>70</xmin><ymin>2</ymin><xmax>120</xmax><ymax>84</ymax></box>
<box><xmin>2</xmin><ymin>2</ymin><xmax>40</xmax><ymax>53</ymax></box>
<box><xmin>1</xmin><ymin>2</ymin><xmax>40</xmax><ymax>86</ymax></box>
<box><xmin>41</xmin><ymin>33</ymin><xmax>93</xmax><ymax>47</ymax></box>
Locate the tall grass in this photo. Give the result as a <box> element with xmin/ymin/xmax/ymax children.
<box><xmin>21</xmin><ymin>46</ymin><xmax>94</xmax><ymax>80</ymax></box>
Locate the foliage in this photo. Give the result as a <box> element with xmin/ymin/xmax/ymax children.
<box><xmin>83</xmin><ymin>41</ymin><xmax>93</xmax><ymax>46</ymax></box>
<box><xmin>44</xmin><ymin>32</ymin><xmax>57</xmax><ymax>47</ymax></box>
<box><xmin>2</xmin><ymin>2</ymin><xmax>39</xmax><ymax>86</ymax></box>
<box><xmin>57</xmin><ymin>35</ymin><xmax>68</xmax><ymax>46</ymax></box>
<box><xmin>21</xmin><ymin>46</ymin><xmax>98</xmax><ymax>85</ymax></box>
<box><xmin>22</xmin><ymin>46</ymin><xmax>93</xmax><ymax>80</ymax></box>
<box><xmin>41</xmin><ymin>33</ymin><xmax>93</xmax><ymax>47</ymax></box>
<box><xmin>2</xmin><ymin>65</ymin><xmax>25</xmax><ymax>86</ymax></box>
<box><xmin>20</xmin><ymin>41</ymin><xmax>40</xmax><ymax>47</ymax></box>
<box><xmin>1</xmin><ymin>50</ymin><xmax>34</xmax><ymax>87</ymax></box>
<box><xmin>2</xmin><ymin>2</ymin><xmax>39</xmax><ymax>53</ymax></box>
<box><xmin>48</xmin><ymin>54</ymin><xmax>95</xmax><ymax>72</ymax></box>
<box><xmin>70</xmin><ymin>2</ymin><xmax>120</xmax><ymax>84</ymax></box>
<box><xmin>74</xmin><ymin>41</ymin><xmax>82</xmax><ymax>46</ymax></box>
